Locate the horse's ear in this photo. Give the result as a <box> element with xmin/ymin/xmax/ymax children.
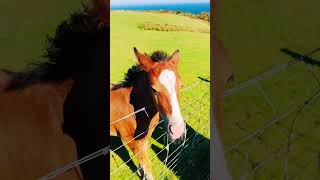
<box><xmin>133</xmin><ymin>47</ymin><xmax>155</xmax><ymax>71</ymax></box>
<box><xmin>168</xmin><ymin>50</ymin><xmax>180</xmax><ymax>68</ymax></box>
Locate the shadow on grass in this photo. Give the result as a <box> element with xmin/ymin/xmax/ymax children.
<box><xmin>110</xmin><ymin>123</ymin><xmax>210</xmax><ymax>180</ymax></box>
<box><xmin>280</xmin><ymin>48</ymin><xmax>320</xmax><ymax>67</ymax></box>
<box><xmin>110</xmin><ymin>136</ymin><xmax>139</xmax><ymax>177</ymax></box>
<box><xmin>151</xmin><ymin>123</ymin><xmax>210</xmax><ymax>179</ymax></box>
<box><xmin>110</xmin><ymin>76</ymin><xmax>210</xmax><ymax>179</ymax></box>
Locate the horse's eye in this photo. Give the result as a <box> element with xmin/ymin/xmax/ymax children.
<box><xmin>152</xmin><ymin>88</ymin><xmax>159</xmax><ymax>95</ymax></box>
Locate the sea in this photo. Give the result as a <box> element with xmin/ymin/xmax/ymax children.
<box><xmin>111</xmin><ymin>3</ymin><xmax>210</xmax><ymax>14</ymax></box>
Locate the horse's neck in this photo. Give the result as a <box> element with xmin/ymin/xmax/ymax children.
<box><xmin>132</xmin><ymin>75</ymin><xmax>157</xmax><ymax>112</ymax></box>
<box><xmin>110</xmin><ymin>75</ymin><xmax>158</xmax><ymax>119</ymax></box>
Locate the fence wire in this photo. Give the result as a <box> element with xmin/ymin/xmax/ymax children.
<box><xmin>40</xmin><ymin>48</ymin><xmax>320</xmax><ymax>180</ymax></box>
<box><xmin>40</xmin><ymin>77</ymin><xmax>210</xmax><ymax>179</ymax></box>
<box><xmin>220</xmin><ymin>48</ymin><xmax>320</xmax><ymax>179</ymax></box>
<box><xmin>110</xmin><ymin>78</ymin><xmax>210</xmax><ymax>179</ymax></box>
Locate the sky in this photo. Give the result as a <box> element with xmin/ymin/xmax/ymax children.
<box><xmin>111</xmin><ymin>0</ymin><xmax>209</xmax><ymax>6</ymax></box>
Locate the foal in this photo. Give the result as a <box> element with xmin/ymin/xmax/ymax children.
<box><xmin>110</xmin><ymin>48</ymin><xmax>186</xmax><ymax>179</ymax></box>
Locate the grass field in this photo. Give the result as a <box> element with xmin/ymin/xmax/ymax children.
<box><xmin>217</xmin><ymin>0</ymin><xmax>320</xmax><ymax>179</ymax></box>
<box><xmin>110</xmin><ymin>11</ymin><xmax>210</xmax><ymax>179</ymax></box>
<box><xmin>0</xmin><ymin>0</ymin><xmax>81</xmax><ymax>70</ymax></box>
<box><xmin>110</xmin><ymin>11</ymin><xmax>210</xmax><ymax>83</ymax></box>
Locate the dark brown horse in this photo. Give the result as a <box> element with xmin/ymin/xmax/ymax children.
<box><xmin>110</xmin><ymin>48</ymin><xmax>186</xmax><ymax>180</ymax></box>
<box><xmin>0</xmin><ymin>1</ymin><xmax>109</xmax><ymax>179</ymax></box>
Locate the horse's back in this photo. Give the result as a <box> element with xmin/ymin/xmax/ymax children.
<box><xmin>110</xmin><ymin>86</ymin><xmax>136</xmax><ymax>136</ymax></box>
<box><xmin>110</xmin><ymin>85</ymin><xmax>134</xmax><ymax>121</ymax></box>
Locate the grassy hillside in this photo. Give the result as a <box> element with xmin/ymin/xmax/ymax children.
<box><xmin>217</xmin><ymin>0</ymin><xmax>320</xmax><ymax>179</ymax></box>
<box><xmin>110</xmin><ymin>11</ymin><xmax>210</xmax><ymax>83</ymax></box>
<box><xmin>110</xmin><ymin>11</ymin><xmax>210</xmax><ymax>179</ymax></box>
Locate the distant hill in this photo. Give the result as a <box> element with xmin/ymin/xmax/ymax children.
<box><xmin>143</xmin><ymin>10</ymin><xmax>210</xmax><ymax>22</ymax></box>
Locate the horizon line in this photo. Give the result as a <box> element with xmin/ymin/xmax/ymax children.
<box><xmin>111</xmin><ymin>1</ymin><xmax>210</xmax><ymax>7</ymax></box>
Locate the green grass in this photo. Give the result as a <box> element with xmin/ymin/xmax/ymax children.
<box><xmin>110</xmin><ymin>11</ymin><xmax>210</xmax><ymax>179</ymax></box>
<box><xmin>217</xmin><ymin>0</ymin><xmax>320</xmax><ymax>179</ymax></box>
<box><xmin>110</xmin><ymin>11</ymin><xmax>210</xmax><ymax>83</ymax></box>
<box><xmin>0</xmin><ymin>0</ymin><xmax>81</xmax><ymax>70</ymax></box>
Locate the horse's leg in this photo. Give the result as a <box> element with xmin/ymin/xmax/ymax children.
<box><xmin>133</xmin><ymin>113</ymin><xmax>159</xmax><ymax>180</ymax></box>
<box><xmin>127</xmin><ymin>139</ymin><xmax>153</xmax><ymax>180</ymax></box>
<box><xmin>133</xmin><ymin>139</ymin><xmax>153</xmax><ymax>180</ymax></box>
<box><xmin>123</xmin><ymin>114</ymin><xmax>159</xmax><ymax>179</ymax></box>
<box><xmin>123</xmin><ymin>137</ymin><xmax>145</xmax><ymax>178</ymax></box>
<box><xmin>125</xmin><ymin>137</ymin><xmax>153</xmax><ymax>180</ymax></box>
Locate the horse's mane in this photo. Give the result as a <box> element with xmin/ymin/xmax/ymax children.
<box><xmin>120</xmin><ymin>51</ymin><xmax>169</xmax><ymax>87</ymax></box>
<box><xmin>5</xmin><ymin>6</ymin><xmax>108</xmax><ymax>91</ymax></box>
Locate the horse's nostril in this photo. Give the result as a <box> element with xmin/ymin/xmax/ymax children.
<box><xmin>169</xmin><ymin>125</ymin><xmax>173</xmax><ymax>134</ymax></box>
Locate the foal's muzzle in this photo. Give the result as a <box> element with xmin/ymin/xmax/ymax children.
<box><xmin>165</xmin><ymin>116</ymin><xmax>186</xmax><ymax>141</ymax></box>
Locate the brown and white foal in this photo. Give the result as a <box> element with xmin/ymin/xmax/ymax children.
<box><xmin>110</xmin><ymin>48</ymin><xmax>186</xmax><ymax>179</ymax></box>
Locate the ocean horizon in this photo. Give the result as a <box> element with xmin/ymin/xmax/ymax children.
<box><xmin>111</xmin><ymin>3</ymin><xmax>210</xmax><ymax>14</ymax></box>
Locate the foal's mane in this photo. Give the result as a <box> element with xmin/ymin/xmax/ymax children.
<box><xmin>119</xmin><ymin>51</ymin><xmax>169</xmax><ymax>87</ymax></box>
<box><xmin>5</xmin><ymin>6</ymin><xmax>108</xmax><ymax>91</ymax></box>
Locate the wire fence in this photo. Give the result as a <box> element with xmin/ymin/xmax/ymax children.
<box><xmin>39</xmin><ymin>48</ymin><xmax>320</xmax><ymax>179</ymax></box>
<box><xmin>110</xmin><ymin>77</ymin><xmax>210</xmax><ymax>179</ymax></box>
<box><xmin>219</xmin><ymin>48</ymin><xmax>320</xmax><ymax>179</ymax></box>
<box><xmin>40</xmin><ymin>76</ymin><xmax>210</xmax><ymax>179</ymax></box>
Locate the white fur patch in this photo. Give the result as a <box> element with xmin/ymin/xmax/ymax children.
<box><xmin>158</xmin><ymin>70</ymin><xmax>183</xmax><ymax>124</ymax></box>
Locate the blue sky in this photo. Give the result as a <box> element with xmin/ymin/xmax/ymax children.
<box><xmin>111</xmin><ymin>0</ymin><xmax>209</xmax><ymax>6</ymax></box>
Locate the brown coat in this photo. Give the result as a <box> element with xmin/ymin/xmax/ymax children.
<box><xmin>0</xmin><ymin>76</ymin><xmax>81</xmax><ymax>180</ymax></box>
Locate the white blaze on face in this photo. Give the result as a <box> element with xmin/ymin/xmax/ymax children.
<box><xmin>159</xmin><ymin>69</ymin><xmax>185</xmax><ymax>139</ymax></box>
